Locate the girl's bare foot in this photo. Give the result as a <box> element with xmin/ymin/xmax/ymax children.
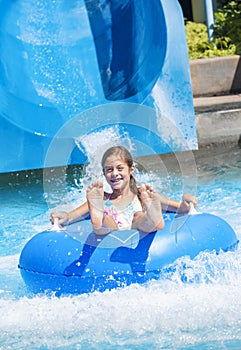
<box><xmin>86</xmin><ymin>180</ymin><xmax>104</xmax><ymax>228</ymax></box>
<box><xmin>139</xmin><ymin>184</ymin><xmax>164</xmax><ymax>230</ymax></box>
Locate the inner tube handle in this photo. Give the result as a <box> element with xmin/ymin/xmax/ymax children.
<box><xmin>51</xmin><ymin>217</ymin><xmax>63</xmax><ymax>231</ymax></box>
<box><xmin>189</xmin><ymin>202</ymin><xmax>200</xmax><ymax>215</ymax></box>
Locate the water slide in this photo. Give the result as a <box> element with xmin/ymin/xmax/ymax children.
<box><xmin>0</xmin><ymin>0</ymin><xmax>197</xmax><ymax>173</ymax></box>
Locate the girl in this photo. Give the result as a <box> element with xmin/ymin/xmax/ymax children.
<box><xmin>50</xmin><ymin>146</ymin><xmax>198</xmax><ymax>234</ymax></box>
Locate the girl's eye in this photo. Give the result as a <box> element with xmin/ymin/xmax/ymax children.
<box><xmin>105</xmin><ymin>168</ymin><xmax>112</xmax><ymax>173</ymax></box>
<box><xmin>104</xmin><ymin>165</ymin><xmax>126</xmax><ymax>173</ymax></box>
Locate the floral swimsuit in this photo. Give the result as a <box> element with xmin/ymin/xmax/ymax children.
<box><xmin>103</xmin><ymin>195</ymin><xmax>143</xmax><ymax>230</ymax></box>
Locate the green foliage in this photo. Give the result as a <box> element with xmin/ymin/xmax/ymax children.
<box><xmin>185</xmin><ymin>0</ymin><xmax>241</xmax><ymax>59</ymax></box>
<box><xmin>185</xmin><ymin>21</ymin><xmax>236</xmax><ymax>60</ymax></box>
<box><xmin>214</xmin><ymin>1</ymin><xmax>241</xmax><ymax>54</ymax></box>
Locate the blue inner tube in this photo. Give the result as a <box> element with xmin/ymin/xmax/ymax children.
<box><xmin>18</xmin><ymin>212</ymin><xmax>238</xmax><ymax>295</ymax></box>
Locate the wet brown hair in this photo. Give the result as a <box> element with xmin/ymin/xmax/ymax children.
<box><xmin>101</xmin><ymin>146</ymin><xmax>140</xmax><ymax>196</ymax></box>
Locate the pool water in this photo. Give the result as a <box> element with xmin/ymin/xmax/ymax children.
<box><xmin>1</xmin><ymin>144</ymin><xmax>241</xmax><ymax>350</ymax></box>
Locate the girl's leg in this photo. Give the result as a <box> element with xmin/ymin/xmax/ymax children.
<box><xmin>132</xmin><ymin>185</ymin><xmax>164</xmax><ymax>232</ymax></box>
<box><xmin>86</xmin><ymin>180</ymin><xmax>104</xmax><ymax>228</ymax></box>
<box><xmin>86</xmin><ymin>181</ymin><xmax>118</xmax><ymax>235</ymax></box>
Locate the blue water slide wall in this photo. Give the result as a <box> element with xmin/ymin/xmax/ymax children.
<box><xmin>0</xmin><ymin>0</ymin><xmax>197</xmax><ymax>173</ymax></box>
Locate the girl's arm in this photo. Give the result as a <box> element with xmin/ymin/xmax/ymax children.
<box><xmin>50</xmin><ymin>201</ymin><xmax>89</xmax><ymax>226</ymax></box>
<box><xmin>159</xmin><ymin>193</ymin><xmax>198</xmax><ymax>213</ymax></box>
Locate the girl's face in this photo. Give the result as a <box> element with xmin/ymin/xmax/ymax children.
<box><xmin>103</xmin><ymin>155</ymin><xmax>134</xmax><ymax>192</ymax></box>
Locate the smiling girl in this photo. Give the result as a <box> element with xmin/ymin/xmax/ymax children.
<box><xmin>50</xmin><ymin>146</ymin><xmax>197</xmax><ymax>234</ymax></box>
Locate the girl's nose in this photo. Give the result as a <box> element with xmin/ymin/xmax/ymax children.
<box><xmin>112</xmin><ymin>168</ymin><xmax>118</xmax><ymax>175</ymax></box>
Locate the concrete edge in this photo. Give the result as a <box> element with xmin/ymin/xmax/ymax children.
<box><xmin>190</xmin><ymin>55</ymin><xmax>241</xmax><ymax>97</ymax></box>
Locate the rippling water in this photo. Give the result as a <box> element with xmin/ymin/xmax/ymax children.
<box><xmin>1</xmin><ymin>144</ymin><xmax>241</xmax><ymax>350</ymax></box>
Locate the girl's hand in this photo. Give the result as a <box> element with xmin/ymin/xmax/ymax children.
<box><xmin>178</xmin><ymin>194</ymin><xmax>198</xmax><ymax>214</ymax></box>
<box><xmin>50</xmin><ymin>211</ymin><xmax>69</xmax><ymax>226</ymax></box>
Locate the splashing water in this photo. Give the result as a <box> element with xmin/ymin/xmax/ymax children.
<box><xmin>1</xmin><ymin>135</ymin><xmax>241</xmax><ymax>349</ymax></box>
<box><xmin>75</xmin><ymin>125</ymin><xmax>135</xmax><ymax>189</ymax></box>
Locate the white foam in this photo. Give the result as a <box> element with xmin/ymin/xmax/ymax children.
<box><xmin>1</xmin><ymin>272</ymin><xmax>241</xmax><ymax>349</ymax></box>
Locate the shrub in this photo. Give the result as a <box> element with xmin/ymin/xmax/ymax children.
<box><xmin>185</xmin><ymin>21</ymin><xmax>236</xmax><ymax>59</ymax></box>
<box><xmin>214</xmin><ymin>1</ymin><xmax>241</xmax><ymax>54</ymax></box>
